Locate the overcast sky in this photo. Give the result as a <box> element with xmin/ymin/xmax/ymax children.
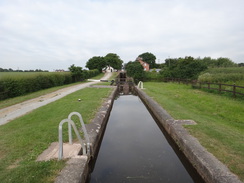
<box><xmin>0</xmin><ymin>0</ymin><xmax>244</xmax><ymax>71</ymax></box>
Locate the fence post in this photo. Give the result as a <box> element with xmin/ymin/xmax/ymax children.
<box><xmin>208</xmin><ymin>83</ymin><xmax>210</xmax><ymax>89</ymax></box>
<box><xmin>199</xmin><ymin>82</ymin><xmax>202</xmax><ymax>89</ymax></box>
<box><xmin>219</xmin><ymin>84</ymin><xmax>222</xmax><ymax>94</ymax></box>
<box><xmin>233</xmin><ymin>84</ymin><xmax>236</xmax><ymax>98</ymax></box>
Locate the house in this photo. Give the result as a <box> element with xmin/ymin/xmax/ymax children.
<box><xmin>137</xmin><ymin>57</ymin><xmax>150</xmax><ymax>71</ymax></box>
<box><xmin>102</xmin><ymin>66</ymin><xmax>115</xmax><ymax>73</ymax></box>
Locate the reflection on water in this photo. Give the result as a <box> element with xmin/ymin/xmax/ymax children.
<box><xmin>89</xmin><ymin>95</ymin><xmax>202</xmax><ymax>183</ymax></box>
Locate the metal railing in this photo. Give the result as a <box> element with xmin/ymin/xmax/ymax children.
<box><xmin>58</xmin><ymin>112</ymin><xmax>90</xmax><ymax>160</ymax></box>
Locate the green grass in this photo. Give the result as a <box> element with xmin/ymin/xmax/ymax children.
<box><xmin>94</xmin><ymin>72</ymin><xmax>119</xmax><ymax>86</ymax></box>
<box><xmin>143</xmin><ymin>82</ymin><xmax>244</xmax><ymax>181</ymax></box>
<box><xmin>0</xmin><ymin>87</ymin><xmax>113</xmax><ymax>183</ymax></box>
<box><xmin>89</xmin><ymin>72</ymin><xmax>106</xmax><ymax>80</ymax></box>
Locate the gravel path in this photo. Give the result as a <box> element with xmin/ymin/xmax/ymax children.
<box><xmin>0</xmin><ymin>73</ymin><xmax>112</xmax><ymax>126</ymax></box>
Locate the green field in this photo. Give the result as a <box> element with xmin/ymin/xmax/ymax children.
<box><xmin>0</xmin><ymin>87</ymin><xmax>113</xmax><ymax>183</ymax></box>
<box><xmin>144</xmin><ymin>82</ymin><xmax>244</xmax><ymax>181</ymax></box>
<box><xmin>0</xmin><ymin>72</ymin><xmax>68</xmax><ymax>80</ymax></box>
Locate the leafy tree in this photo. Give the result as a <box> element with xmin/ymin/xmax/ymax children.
<box><xmin>165</xmin><ymin>58</ymin><xmax>179</xmax><ymax>69</ymax></box>
<box><xmin>238</xmin><ymin>63</ymin><xmax>244</xmax><ymax>67</ymax></box>
<box><xmin>125</xmin><ymin>61</ymin><xmax>145</xmax><ymax>82</ymax></box>
<box><xmin>216</xmin><ymin>57</ymin><xmax>237</xmax><ymax>67</ymax></box>
<box><xmin>104</xmin><ymin>53</ymin><xmax>123</xmax><ymax>70</ymax></box>
<box><xmin>68</xmin><ymin>64</ymin><xmax>83</xmax><ymax>81</ymax></box>
<box><xmin>161</xmin><ymin>56</ymin><xmax>207</xmax><ymax>79</ymax></box>
<box><xmin>138</xmin><ymin>52</ymin><xmax>157</xmax><ymax>68</ymax></box>
<box><xmin>86</xmin><ymin>56</ymin><xmax>107</xmax><ymax>72</ymax></box>
<box><xmin>176</xmin><ymin>56</ymin><xmax>207</xmax><ymax>79</ymax></box>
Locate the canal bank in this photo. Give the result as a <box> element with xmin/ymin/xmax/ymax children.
<box><xmin>55</xmin><ymin>86</ymin><xmax>242</xmax><ymax>183</ymax></box>
<box><xmin>136</xmin><ymin>87</ymin><xmax>242</xmax><ymax>183</ymax></box>
<box><xmin>55</xmin><ymin>86</ymin><xmax>117</xmax><ymax>183</ymax></box>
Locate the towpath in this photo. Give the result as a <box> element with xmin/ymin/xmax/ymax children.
<box><xmin>0</xmin><ymin>72</ymin><xmax>112</xmax><ymax>126</ymax></box>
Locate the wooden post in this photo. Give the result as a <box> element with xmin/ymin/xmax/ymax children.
<box><xmin>233</xmin><ymin>84</ymin><xmax>236</xmax><ymax>98</ymax></box>
<box><xmin>208</xmin><ymin>83</ymin><xmax>210</xmax><ymax>89</ymax></box>
<box><xmin>219</xmin><ymin>84</ymin><xmax>222</xmax><ymax>94</ymax></box>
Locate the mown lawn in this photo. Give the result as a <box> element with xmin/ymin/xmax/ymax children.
<box><xmin>143</xmin><ymin>82</ymin><xmax>244</xmax><ymax>181</ymax></box>
<box><xmin>0</xmin><ymin>87</ymin><xmax>112</xmax><ymax>183</ymax></box>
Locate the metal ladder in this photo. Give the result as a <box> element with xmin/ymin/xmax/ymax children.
<box><xmin>58</xmin><ymin>112</ymin><xmax>90</xmax><ymax>160</ymax></box>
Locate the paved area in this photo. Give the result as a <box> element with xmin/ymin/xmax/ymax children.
<box><xmin>0</xmin><ymin>72</ymin><xmax>112</xmax><ymax>126</ymax></box>
<box><xmin>36</xmin><ymin>142</ymin><xmax>82</xmax><ymax>161</ymax></box>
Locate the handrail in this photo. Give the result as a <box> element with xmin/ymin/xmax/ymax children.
<box><xmin>58</xmin><ymin>118</ymin><xmax>86</xmax><ymax>160</ymax></box>
<box><xmin>68</xmin><ymin>112</ymin><xmax>91</xmax><ymax>155</ymax></box>
<box><xmin>137</xmin><ymin>81</ymin><xmax>144</xmax><ymax>89</ymax></box>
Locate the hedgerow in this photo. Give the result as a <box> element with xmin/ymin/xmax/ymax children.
<box><xmin>0</xmin><ymin>70</ymin><xmax>99</xmax><ymax>100</ymax></box>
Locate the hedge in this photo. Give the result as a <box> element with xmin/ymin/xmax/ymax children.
<box><xmin>0</xmin><ymin>70</ymin><xmax>100</xmax><ymax>100</ymax></box>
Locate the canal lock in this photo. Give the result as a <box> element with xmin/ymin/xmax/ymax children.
<box><xmin>86</xmin><ymin>73</ymin><xmax>205</xmax><ymax>183</ymax></box>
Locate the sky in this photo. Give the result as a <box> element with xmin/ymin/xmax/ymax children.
<box><xmin>0</xmin><ymin>0</ymin><xmax>244</xmax><ymax>71</ymax></box>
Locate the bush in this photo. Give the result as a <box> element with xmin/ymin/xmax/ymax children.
<box><xmin>144</xmin><ymin>71</ymin><xmax>162</xmax><ymax>81</ymax></box>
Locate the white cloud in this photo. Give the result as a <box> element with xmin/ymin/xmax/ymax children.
<box><xmin>0</xmin><ymin>0</ymin><xmax>244</xmax><ymax>70</ymax></box>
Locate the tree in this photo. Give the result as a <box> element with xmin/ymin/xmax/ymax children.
<box><xmin>86</xmin><ymin>56</ymin><xmax>107</xmax><ymax>72</ymax></box>
<box><xmin>68</xmin><ymin>64</ymin><xmax>83</xmax><ymax>81</ymax></box>
<box><xmin>216</xmin><ymin>57</ymin><xmax>237</xmax><ymax>67</ymax></box>
<box><xmin>125</xmin><ymin>61</ymin><xmax>145</xmax><ymax>82</ymax></box>
<box><xmin>138</xmin><ymin>52</ymin><xmax>156</xmax><ymax>68</ymax></box>
<box><xmin>176</xmin><ymin>56</ymin><xmax>207</xmax><ymax>79</ymax></box>
<box><xmin>161</xmin><ymin>56</ymin><xmax>207</xmax><ymax>79</ymax></box>
<box><xmin>238</xmin><ymin>63</ymin><xmax>244</xmax><ymax>67</ymax></box>
<box><xmin>104</xmin><ymin>53</ymin><xmax>123</xmax><ymax>70</ymax></box>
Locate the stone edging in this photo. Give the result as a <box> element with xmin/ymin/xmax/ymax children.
<box><xmin>55</xmin><ymin>87</ymin><xmax>117</xmax><ymax>183</ymax></box>
<box><xmin>136</xmin><ymin>87</ymin><xmax>242</xmax><ymax>183</ymax></box>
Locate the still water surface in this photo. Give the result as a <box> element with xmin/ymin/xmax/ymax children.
<box><xmin>89</xmin><ymin>95</ymin><xmax>203</xmax><ymax>183</ymax></box>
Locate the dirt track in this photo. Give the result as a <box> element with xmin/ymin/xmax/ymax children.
<box><xmin>0</xmin><ymin>73</ymin><xmax>112</xmax><ymax>126</ymax></box>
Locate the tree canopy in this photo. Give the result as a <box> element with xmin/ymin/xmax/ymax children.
<box><xmin>138</xmin><ymin>52</ymin><xmax>156</xmax><ymax>68</ymax></box>
<box><xmin>161</xmin><ymin>56</ymin><xmax>208</xmax><ymax>79</ymax></box>
<box><xmin>125</xmin><ymin>61</ymin><xmax>145</xmax><ymax>82</ymax></box>
<box><xmin>105</xmin><ymin>53</ymin><xmax>123</xmax><ymax>70</ymax></box>
<box><xmin>68</xmin><ymin>64</ymin><xmax>83</xmax><ymax>81</ymax></box>
<box><xmin>85</xmin><ymin>56</ymin><xmax>107</xmax><ymax>72</ymax></box>
<box><xmin>86</xmin><ymin>53</ymin><xmax>123</xmax><ymax>72</ymax></box>
<box><xmin>195</xmin><ymin>57</ymin><xmax>237</xmax><ymax>68</ymax></box>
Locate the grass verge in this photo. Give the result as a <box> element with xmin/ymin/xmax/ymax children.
<box><xmin>0</xmin><ymin>87</ymin><xmax>112</xmax><ymax>183</ymax></box>
<box><xmin>94</xmin><ymin>72</ymin><xmax>119</xmax><ymax>86</ymax></box>
<box><xmin>143</xmin><ymin>82</ymin><xmax>244</xmax><ymax>181</ymax></box>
